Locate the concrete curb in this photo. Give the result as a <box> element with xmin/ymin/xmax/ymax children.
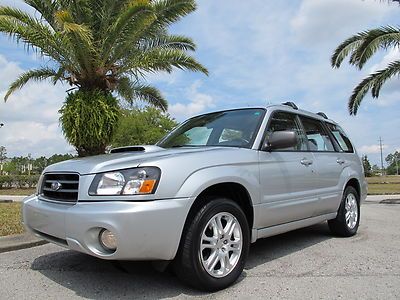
<box><xmin>0</xmin><ymin>195</ymin><xmax>27</xmax><ymax>202</ymax></box>
<box><xmin>0</xmin><ymin>233</ymin><xmax>48</xmax><ymax>253</ymax></box>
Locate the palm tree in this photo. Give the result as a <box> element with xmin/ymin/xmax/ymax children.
<box><xmin>0</xmin><ymin>0</ymin><xmax>208</xmax><ymax>156</ymax></box>
<box><xmin>331</xmin><ymin>26</ymin><xmax>400</xmax><ymax>115</ymax></box>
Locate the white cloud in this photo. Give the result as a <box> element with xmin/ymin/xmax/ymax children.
<box><xmin>359</xmin><ymin>144</ymin><xmax>388</xmax><ymax>154</ymax></box>
<box><xmin>370</xmin><ymin>49</ymin><xmax>400</xmax><ymax>73</ymax></box>
<box><xmin>0</xmin><ymin>55</ymin><xmax>23</xmax><ymax>90</ymax></box>
<box><xmin>145</xmin><ymin>70</ymin><xmax>183</xmax><ymax>85</ymax></box>
<box><xmin>1</xmin><ymin>121</ymin><xmax>74</xmax><ymax>157</ymax></box>
<box><xmin>168</xmin><ymin>80</ymin><xmax>215</xmax><ymax>119</ymax></box>
<box><xmin>291</xmin><ymin>0</ymin><xmax>394</xmax><ymax>45</ymax></box>
<box><xmin>0</xmin><ymin>55</ymin><xmax>72</xmax><ymax>157</ymax></box>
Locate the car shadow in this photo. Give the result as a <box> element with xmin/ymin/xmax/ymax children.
<box><xmin>246</xmin><ymin>222</ymin><xmax>332</xmax><ymax>270</ymax></box>
<box><xmin>31</xmin><ymin>222</ymin><xmax>332</xmax><ymax>299</ymax></box>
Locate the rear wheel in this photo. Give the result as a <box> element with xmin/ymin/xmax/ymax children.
<box><xmin>328</xmin><ymin>186</ymin><xmax>360</xmax><ymax>237</ymax></box>
<box><xmin>173</xmin><ymin>197</ymin><xmax>250</xmax><ymax>291</ymax></box>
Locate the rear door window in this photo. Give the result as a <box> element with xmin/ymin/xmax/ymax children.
<box><xmin>326</xmin><ymin>123</ymin><xmax>354</xmax><ymax>153</ymax></box>
<box><xmin>299</xmin><ymin>116</ymin><xmax>335</xmax><ymax>152</ymax></box>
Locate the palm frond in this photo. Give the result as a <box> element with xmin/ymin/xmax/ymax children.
<box><xmin>332</xmin><ymin>26</ymin><xmax>400</xmax><ymax>69</ymax></box>
<box><xmin>127</xmin><ymin>49</ymin><xmax>208</xmax><ymax>75</ymax></box>
<box><xmin>0</xmin><ymin>7</ymin><xmax>75</xmax><ymax>68</ymax></box>
<box><xmin>54</xmin><ymin>9</ymin><xmax>95</xmax><ymax>77</ymax></box>
<box><xmin>140</xmin><ymin>34</ymin><xmax>196</xmax><ymax>51</ymax></box>
<box><xmin>152</xmin><ymin>0</ymin><xmax>196</xmax><ymax>27</ymax></box>
<box><xmin>353</xmin><ymin>26</ymin><xmax>400</xmax><ymax>69</ymax></box>
<box><xmin>101</xmin><ymin>0</ymin><xmax>154</xmax><ymax>62</ymax></box>
<box><xmin>23</xmin><ymin>0</ymin><xmax>59</xmax><ymax>30</ymax></box>
<box><xmin>349</xmin><ymin>60</ymin><xmax>400</xmax><ymax>115</ymax></box>
<box><xmin>4</xmin><ymin>67</ymin><xmax>61</xmax><ymax>101</ymax></box>
<box><xmin>331</xmin><ymin>33</ymin><xmax>366</xmax><ymax>68</ymax></box>
<box><xmin>55</xmin><ymin>10</ymin><xmax>93</xmax><ymax>46</ymax></box>
<box><xmin>132</xmin><ymin>84</ymin><xmax>168</xmax><ymax>111</ymax></box>
<box><xmin>115</xmin><ymin>77</ymin><xmax>167</xmax><ymax>111</ymax></box>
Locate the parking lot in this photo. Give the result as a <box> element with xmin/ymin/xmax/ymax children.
<box><xmin>1</xmin><ymin>202</ymin><xmax>399</xmax><ymax>299</ymax></box>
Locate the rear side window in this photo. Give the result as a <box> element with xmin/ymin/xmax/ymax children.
<box><xmin>326</xmin><ymin>123</ymin><xmax>354</xmax><ymax>153</ymax></box>
<box><xmin>266</xmin><ymin>112</ymin><xmax>308</xmax><ymax>151</ymax></box>
<box><xmin>299</xmin><ymin>116</ymin><xmax>335</xmax><ymax>152</ymax></box>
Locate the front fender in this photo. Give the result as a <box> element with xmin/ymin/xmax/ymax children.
<box><xmin>174</xmin><ymin>164</ymin><xmax>260</xmax><ymax>205</ymax></box>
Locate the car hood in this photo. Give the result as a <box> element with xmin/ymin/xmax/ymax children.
<box><xmin>43</xmin><ymin>145</ymin><xmax>243</xmax><ymax>175</ymax></box>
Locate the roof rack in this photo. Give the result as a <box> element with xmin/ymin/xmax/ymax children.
<box><xmin>317</xmin><ymin>112</ymin><xmax>328</xmax><ymax>119</ymax></box>
<box><xmin>282</xmin><ymin>102</ymin><xmax>298</xmax><ymax>110</ymax></box>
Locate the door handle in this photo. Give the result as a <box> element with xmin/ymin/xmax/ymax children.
<box><xmin>336</xmin><ymin>158</ymin><xmax>345</xmax><ymax>165</ymax></box>
<box><xmin>300</xmin><ymin>158</ymin><xmax>313</xmax><ymax>166</ymax></box>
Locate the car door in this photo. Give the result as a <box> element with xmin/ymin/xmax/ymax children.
<box><xmin>257</xmin><ymin>111</ymin><xmax>319</xmax><ymax>229</ymax></box>
<box><xmin>297</xmin><ymin>116</ymin><xmax>344</xmax><ymax>216</ymax></box>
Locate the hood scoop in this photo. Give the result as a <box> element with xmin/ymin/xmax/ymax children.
<box><xmin>110</xmin><ymin>145</ymin><xmax>164</xmax><ymax>154</ymax></box>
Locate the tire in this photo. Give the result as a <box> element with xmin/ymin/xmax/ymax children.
<box><xmin>328</xmin><ymin>186</ymin><xmax>360</xmax><ymax>237</ymax></box>
<box><xmin>173</xmin><ymin>197</ymin><xmax>250</xmax><ymax>291</ymax></box>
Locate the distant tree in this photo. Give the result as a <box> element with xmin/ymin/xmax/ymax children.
<box><xmin>0</xmin><ymin>146</ymin><xmax>6</xmax><ymax>163</ymax></box>
<box><xmin>0</xmin><ymin>153</ymin><xmax>74</xmax><ymax>175</ymax></box>
<box><xmin>47</xmin><ymin>153</ymin><xmax>74</xmax><ymax>165</ymax></box>
<box><xmin>362</xmin><ymin>155</ymin><xmax>372</xmax><ymax>177</ymax></box>
<box><xmin>2</xmin><ymin>160</ymin><xmax>18</xmax><ymax>175</ymax></box>
<box><xmin>112</xmin><ymin>106</ymin><xmax>178</xmax><ymax>147</ymax></box>
<box><xmin>0</xmin><ymin>146</ymin><xmax>6</xmax><ymax>175</ymax></box>
<box><xmin>33</xmin><ymin>156</ymin><xmax>48</xmax><ymax>173</ymax></box>
<box><xmin>385</xmin><ymin>151</ymin><xmax>400</xmax><ymax>175</ymax></box>
<box><xmin>371</xmin><ymin>164</ymin><xmax>382</xmax><ymax>176</ymax></box>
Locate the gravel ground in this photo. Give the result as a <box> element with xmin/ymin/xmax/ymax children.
<box><xmin>0</xmin><ymin>202</ymin><xmax>399</xmax><ymax>300</ymax></box>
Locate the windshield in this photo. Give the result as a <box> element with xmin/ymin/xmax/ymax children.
<box><xmin>157</xmin><ymin>108</ymin><xmax>266</xmax><ymax>149</ymax></box>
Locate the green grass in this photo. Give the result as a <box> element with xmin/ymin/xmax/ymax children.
<box><xmin>367</xmin><ymin>176</ymin><xmax>400</xmax><ymax>195</ymax></box>
<box><xmin>368</xmin><ymin>183</ymin><xmax>400</xmax><ymax>195</ymax></box>
<box><xmin>367</xmin><ymin>175</ymin><xmax>400</xmax><ymax>184</ymax></box>
<box><xmin>0</xmin><ymin>202</ymin><xmax>24</xmax><ymax>237</ymax></box>
<box><xmin>0</xmin><ymin>188</ymin><xmax>36</xmax><ymax>196</ymax></box>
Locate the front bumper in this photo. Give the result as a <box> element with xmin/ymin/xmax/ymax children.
<box><xmin>22</xmin><ymin>195</ymin><xmax>194</xmax><ymax>260</ymax></box>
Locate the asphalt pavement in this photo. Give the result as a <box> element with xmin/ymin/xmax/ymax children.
<box><xmin>0</xmin><ymin>200</ymin><xmax>399</xmax><ymax>299</ymax></box>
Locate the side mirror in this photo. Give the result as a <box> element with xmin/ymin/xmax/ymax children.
<box><xmin>262</xmin><ymin>130</ymin><xmax>298</xmax><ymax>151</ymax></box>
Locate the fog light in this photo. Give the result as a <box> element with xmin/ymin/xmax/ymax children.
<box><xmin>99</xmin><ymin>229</ymin><xmax>117</xmax><ymax>251</ymax></box>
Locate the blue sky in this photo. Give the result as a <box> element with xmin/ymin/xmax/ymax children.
<box><xmin>0</xmin><ymin>0</ymin><xmax>399</xmax><ymax>166</ymax></box>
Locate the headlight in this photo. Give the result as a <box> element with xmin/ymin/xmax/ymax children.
<box><xmin>89</xmin><ymin>167</ymin><xmax>160</xmax><ymax>196</ymax></box>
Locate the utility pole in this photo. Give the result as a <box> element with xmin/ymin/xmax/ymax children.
<box><xmin>379</xmin><ymin>137</ymin><xmax>384</xmax><ymax>176</ymax></box>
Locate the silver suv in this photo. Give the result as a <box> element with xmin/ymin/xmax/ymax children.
<box><xmin>23</xmin><ymin>102</ymin><xmax>367</xmax><ymax>291</ymax></box>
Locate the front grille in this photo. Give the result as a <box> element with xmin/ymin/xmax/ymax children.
<box><xmin>41</xmin><ymin>173</ymin><xmax>79</xmax><ymax>203</ymax></box>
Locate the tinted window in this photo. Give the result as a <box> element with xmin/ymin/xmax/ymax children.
<box><xmin>158</xmin><ymin>109</ymin><xmax>265</xmax><ymax>148</ymax></box>
<box><xmin>266</xmin><ymin>112</ymin><xmax>308</xmax><ymax>151</ymax></box>
<box><xmin>299</xmin><ymin>117</ymin><xmax>335</xmax><ymax>152</ymax></box>
<box><xmin>326</xmin><ymin>123</ymin><xmax>354</xmax><ymax>153</ymax></box>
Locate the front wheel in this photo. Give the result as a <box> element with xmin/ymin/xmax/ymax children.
<box><xmin>173</xmin><ymin>197</ymin><xmax>250</xmax><ymax>291</ymax></box>
<box><xmin>328</xmin><ymin>186</ymin><xmax>360</xmax><ymax>237</ymax></box>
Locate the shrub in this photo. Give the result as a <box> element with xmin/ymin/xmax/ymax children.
<box><xmin>0</xmin><ymin>175</ymin><xmax>40</xmax><ymax>189</ymax></box>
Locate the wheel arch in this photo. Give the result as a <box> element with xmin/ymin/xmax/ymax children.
<box><xmin>178</xmin><ymin>182</ymin><xmax>254</xmax><ymax>249</ymax></box>
<box><xmin>192</xmin><ymin>182</ymin><xmax>253</xmax><ymax>228</ymax></box>
<box><xmin>344</xmin><ymin>178</ymin><xmax>361</xmax><ymax>202</ymax></box>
